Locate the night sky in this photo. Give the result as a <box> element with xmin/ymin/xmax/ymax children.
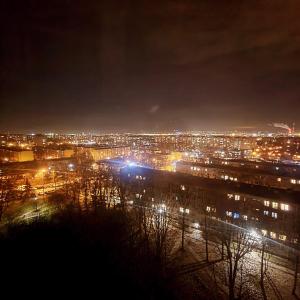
<box><xmin>1</xmin><ymin>0</ymin><xmax>300</xmax><ymax>133</ymax></box>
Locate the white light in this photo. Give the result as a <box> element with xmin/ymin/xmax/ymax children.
<box><xmin>250</xmin><ymin>229</ymin><xmax>260</xmax><ymax>240</ymax></box>
<box><xmin>126</xmin><ymin>160</ymin><xmax>136</xmax><ymax>167</ymax></box>
<box><xmin>193</xmin><ymin>222</ymin><xmax>200</xmax><ymax>229</ymax></box>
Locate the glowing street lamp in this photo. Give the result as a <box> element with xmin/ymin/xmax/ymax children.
<box><xmin>68</xmin><ymin>163</ymin><xmax>74</xmax><ymax>171</ymax></box>
<box><xmin>34</xmin><ymin>196</ymin><xmax>38</xmax><ymax>212</ymax></box>
<box><xmin>157</xmin><ymin>203</ymin><xmax>167</xmax><ymax>214</ymax></box>
<box><xmin>193</xmin><ymin>222</ymin><xmax>200</xmax><ymax>229</ymax></box>
<box><xmin>250</xmin><ymin>229</ymin><xmax>262</xmax><ymax>242</ymax></box>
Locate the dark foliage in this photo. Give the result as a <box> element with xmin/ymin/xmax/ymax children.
<box><xmin>0</xmin><ymin>209</ymin><xmax>176</xmax><ymax>299</ymax></box>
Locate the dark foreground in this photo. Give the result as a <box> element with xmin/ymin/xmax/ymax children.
<box><xmin>0</xmin><ymin>208</ymin><xmax>178</xmax><ymax>299</ymax></box>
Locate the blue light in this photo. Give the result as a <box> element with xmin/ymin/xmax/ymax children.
<box><xmin>233</xmin><ymin>212</ymin><xmax>240</xmax><ymax>219</ymax></box>
<box><xmin>126</xmin><ymin>160</ymin><xmax>136</xmax><ymax>167</ymax></box>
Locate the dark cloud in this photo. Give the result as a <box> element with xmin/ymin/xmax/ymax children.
<box><xmin>1</xmin><ymin>0</ymin><xmax>300</xmax><ymax>132</ymax></box>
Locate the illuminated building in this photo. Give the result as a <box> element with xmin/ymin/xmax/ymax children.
<box><xmin>77</xmin><ymin>145</ymin><xmax>131</xmax><ymax>161</ymax></box>
<box><xmin>0</xmin><ymin>147</ymin><xmax>34</xmax><ymax>162</ymax></box>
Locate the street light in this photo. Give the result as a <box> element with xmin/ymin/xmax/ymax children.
<box><xmin>157</xmin><ymin>203</ymin><xmax>167</xmax><ymax>214</ymax></box>
<box><xmin>34</xmin><ymin>196</ymin><xmax>38</xmax><ymax>212</ymax></box>
<box><xmin>250</xmin><ymin>229</ymin><xmax>261</xmax><ymax>240</ymax></box>
<box><xmin>179</xmin><ymin>206</ymin><xmax>190</xmax><ymax>250</ymax></box>
<box><xmin>193</xmin><ymin>222</ymin><xmax>200</xmax><ymax>229</ymax></box>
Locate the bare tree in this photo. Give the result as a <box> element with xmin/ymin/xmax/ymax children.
<box><xmin>21</xmin><ymin>178</ymin><xmax>33</xmax><ymax>201</ymax></box>
<box><xmin>216</xmin><ymin>228</ymin><xmax>256</xmax><ymax>299</ymax></box>
<box><xmin>153</xmin><ymin>204</ymin><xmax>170</xmax><ymax>263</ymax></box>
<box><xmin>260</xmin><ymin>239</ymin><xmax>270</xmax><ymax>300</ymax></box>
<box><xmin>196</xmin><ymin>187</ymin><xmax>213</xmax><ymax>261</ymax></box>
<box><xmin>0</xmin><ymin>177</ymin><xmax>16</xmax><ymax>221</ymax></box>
<box><xmin>292</xmin><ymin>254</ymin><xmax>299</xmax><ymax>296</ymax></box>
<box><xmin>175</xmin><ymin>184</ymin><xmax>191</xmax><ymax>251</ymax></box>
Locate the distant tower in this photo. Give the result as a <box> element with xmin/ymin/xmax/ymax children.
<box><xmin>292</xmin><ymin>122</ymin><xmax>295</xmax><ymax>135</ymax></box>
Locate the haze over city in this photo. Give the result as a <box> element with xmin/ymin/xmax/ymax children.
<box><xmin>1</xmin><ymin>0</ymin><xmax>300</xmax><ymax>132</ymax></box>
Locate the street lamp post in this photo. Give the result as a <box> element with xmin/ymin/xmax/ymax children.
<box><xmin>34</xmin><ymin>196</ymin><xmax>38</xmax><ymax>212</ymax></box>
<box><xmin>180</xmin><ymin>207</ymin><xmax>189</xmax><ymax>250</ymax></box>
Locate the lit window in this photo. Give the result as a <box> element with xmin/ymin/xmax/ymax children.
<box><xmin>270</xmin><ymin>232</ymin><xmax>277</xmax><ymax>239</ymax></box>
<box><xmin>227</xmin><ymin>194</ymin><xmax>233</xmax><ymax>199</ymax></box>
<box><xmin>226</xmin><ymin>211</ymin><xmax>232</xmax><ymax>217</ymax></box>
<box><xmin>233</xmin><ymin>212</ymin><xmax>240</xmax><ymax>219</ymax></box>
<box><xmin>234</xmin><ymin>195</ymin><xmax>240</xmax><ymax>201</ymax></box>
<box><xmin>279</xmin><ymin>235</ymin><xmax>286</xmax><ymax>241</ymax></box>
<box><xmin>206</xmin><ymin>206</ymin><xmax>211</xmax><ymax>212</ymax></box>
<box><xmin>242</xmin><ymin>215</ymin><xmax>248</xmax><ymax>220</ymax></box>
<box><xmin>264</xmin><ymin>200</ymin><xmax>270</xmax><ymax>207</ymax></box>
<box><xmin>277</xmin><ymin>178</ymin><xmax>281</xmax><ymax>182</ymax></box>
<box><xmin>271</xmin><ymin>212</ymin><xmax>277</xmax><ymax>219</ymax></box>
<box><xmin>263</xmin><ymin>210</ymin><xmax>269</xmax><ymax>216</ymax></box>
<box><xmin>280</xmin><ymin>203</ymin><xmax>289</xmax><ymax>211</ymax></box>
<box><xmin>261</xmin><ymin>229</ymin><xmax>267</xmax><ymax>236</ymax></box>
<box><xmin>272</xmin><ymin>202</ymin><xmax>278</xmax><ymax>209</ymax></box>
<box><xmin>291</xmin><ymin>179</ymin><xmax>297</xmax><ymax>184</ymax></box>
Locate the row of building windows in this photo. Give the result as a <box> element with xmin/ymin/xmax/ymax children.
<box><xmin>227</xmin><ymin>195</ymin><xmax>290</xmax><ymax>213</ymax></box>
<box><xmin>208</xmin><ymin>206</ymin><xmax>280</xmax><ymax>221</ymax></box>
<box><xmin>263</xmin><ymin>200</ymin><xmax>289</xmax><ymax>211</ymax></box>
<box><xmin>260</xmin><ymin>229</ymin><xmax>291</xmax><ymax>241</ymax></box>
<box><xmin>221</xmin><ymin>175</ymin><xmax>238</xmax><ymax>181</ymax></box>
<box><xmin>227</xmin><ymin>194</ymin><xmax>241</xmax><ymax>201</ymax></box>
<box><xmin>127</xmin><ymin>173</ymin><xmax>147</xmax><ymax>181</ymax></box>
<box><xmin>263</xmin><ymin>211</ymin><xmax>277</xmax><ymax>218</ymax></box>
<box><xmin>188</xmin><ymin>165</ymin><xmax>300</xmax><ymax>188</ymax></box>
<box><xmin>291</xmin><ymin>179</ymin><xmax>300</xmax><ymax>185</ymax></box>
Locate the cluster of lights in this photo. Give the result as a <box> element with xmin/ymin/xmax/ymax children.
<box><xmin>179</xmin><ymin>207</ymin><xmax>189</xmax><ymax>214</ymax></box>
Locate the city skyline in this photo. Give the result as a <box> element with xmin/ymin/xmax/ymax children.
<box><xmin>2</xmin><ymin>2</ymin><xmax>300</xmax><ymax>298</ymax></box>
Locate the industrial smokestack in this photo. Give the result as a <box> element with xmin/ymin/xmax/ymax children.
<box><xmin>271</xmin><ymin>123</ymin><xmax>292</xmax><ymax>134</ymax></box>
